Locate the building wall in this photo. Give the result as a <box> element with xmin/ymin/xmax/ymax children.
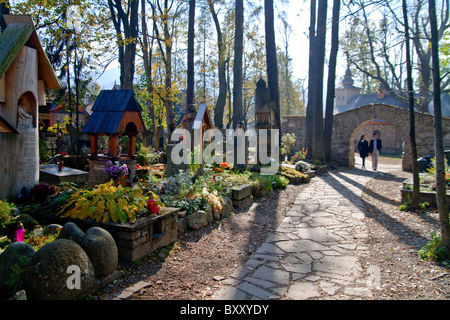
<box><xmin>281</xmin><ymin>116</ymin><xmax>306</xmax><ymax>156</ymax></box>
<box><xmin>353</xmin><ymin>121</ymin><xmax>402</xmax><ymax>155</ymax></box>
<box><xmin>0</xmin><ymin>47</ymin><xmax>39</xmax><ymax>200</ymax></box>
<box><xmin>282</xmin><ymin>104</ymin><xmax>450</xmax><ymax>170</ymax></box>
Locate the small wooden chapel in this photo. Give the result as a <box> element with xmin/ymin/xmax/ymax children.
<box><xmin>81</xmin><ymin>89</ymin><xmax>146</xmax><ymax>186</ymax></box>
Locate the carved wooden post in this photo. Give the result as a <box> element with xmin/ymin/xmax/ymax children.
<box><xmin>90</xmin><ymin>134</ymin><xmax>97</xmax><ymax>158</ymax></box>
<box><xmin>254</xmin><ymin>77</ymin><xmax>271</xmax><ymax>166</ymax></box>
<box><xmin>109</xmin><ymin>134</ymin><xmax>118</xmax><ymax>159</ymax></box>
<box><xmin>128</xmin><ymin>135</ymin><xmax>136</xmax><ymax>159</ymax></box>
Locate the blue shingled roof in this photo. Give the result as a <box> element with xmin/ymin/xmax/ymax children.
<box><xmin>91</xmin><ymin>90</ymin><xmax>142</xmax><ymax>112</ymax></box>
<box><xmin>82</xmin><ymin>90</ymin><xmax>143</xmax><ymax>134</ymax></box>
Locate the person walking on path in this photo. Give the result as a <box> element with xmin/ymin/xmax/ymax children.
<box><xmin>369</xmin><ymin>132</ymin><xmax>382</xmax><ymax>171</ymax></box>
<box><xmin>357</xmin><ymin>135</ymin><xmax>369</xmax><ymax>170</ymax></box>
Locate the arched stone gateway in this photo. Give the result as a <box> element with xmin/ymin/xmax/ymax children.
<box><xmin>330</xmin><ymin>104</ymin><xmax>450</xmax><ymax>171</ymax></box>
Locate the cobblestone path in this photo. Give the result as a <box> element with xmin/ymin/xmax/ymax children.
<box><xmin>212</xmin><ymin>164</ymin><xmax>394</xmax><ymax>300</ymax></box>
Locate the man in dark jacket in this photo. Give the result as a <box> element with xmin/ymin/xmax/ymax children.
<box><xmin>369</xmin><ymin>132</ymin><xmax>382</xmax><ymax>171</ymax></box>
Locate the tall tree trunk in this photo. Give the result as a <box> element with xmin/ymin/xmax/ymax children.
<box><xmin>403</xmin><ymin>0</ymin><xmax>420</xmax><ymax>209</ymax></box>
<box><xmin>108</xmin><ymin>0</ymin><xmax>139</xmax><ymax>90</ymax></box>
<box><xmin>141</xmin><ymin>0</ymin><xmax>156</xmax><ymax>142</ymax></box>
<box><xmin>264</xmin><ymin>0</ymin><xmax>281</xmax><ymax>148</ymax></box>
<box><xmin>324</xmin><ymin>0</ymin><xmax>340</xmax><ymax>163</ymax></box>
<box><xmin>186</xmin><ymin>0</ymin><xmax>195</xmax><ymax>112</ymax></box>
<box><xmin>307</xmin><ymin>0</ymin><xmax>327</xmax><ymax>162</ymax></box>
<box><xmin>208</xmin><ymin>0</ymin><xmax>226</xmax><ymax>129</ymax></box>
<box><xmin>305</xmin><ymin>0</ymin><xmax>316</xmax><ymax>159</ymax></box>
<box><xmin>163</xmin><ymin>2</ymin><xmax>175</xmax><ymax>134</ymax></box>
<box><xmin>429</xmin><ymin>0</ymin><xmax>450</xmax><ymax>252</ymax></box>
<box><xmin>233</xmin><ymin>0</ymin><xmax>244</xmax><ymax>129</ymax></box>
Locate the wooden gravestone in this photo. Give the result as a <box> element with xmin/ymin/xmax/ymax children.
<box><xmin>166</xmin><ymin>103</ymin><xmax>213</xmax><ymax>176</ymax></box>
<box><xmin>0</xmin><ymin>15</ymin><xmax>60</xmax><ymax>200</ymax></box>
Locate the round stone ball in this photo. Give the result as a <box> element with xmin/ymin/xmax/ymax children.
<box><xmin>24</xmin><ymin>239</ymin><xmax>95</xmax><ymax>300</ymax></box>
<box><xmin>59</xmin><ymin>222</ymin><xmax>85</xmax><ymax>244</ymax></box>
<box><xmin>0</xmin><ymin>242</ymin><xmax>35</xmax><ymax>299</ymax></box>
<box><xmin>81</xmin><ymin>227</ymin><xmax>118</xmax><ymax>277</ymax></box>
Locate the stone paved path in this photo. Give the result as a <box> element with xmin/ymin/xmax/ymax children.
<box><xmin>212</xmin><ymin>161</ymin><xmax>398</xmax><ymax>300</ymax></box>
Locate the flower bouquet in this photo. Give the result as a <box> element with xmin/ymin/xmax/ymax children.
<box><xmin>105</xmin><ymin>160</ymin><xmax>129</xmax><ymax>183</ymax></box>
<box><xmin>56</xmin><ymin>151</ymin><xmax>68</xmax><ymax>171</ymax></box>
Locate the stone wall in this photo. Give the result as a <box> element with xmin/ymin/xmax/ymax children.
<box><xmin>281</xmin><ymin>116</ymin><xmax>307</xmax><ymax>155</ymax></box>
<box><xmin>353</xmin><ymin>121</ymin><xmax>402</xmax><ymax>154</ymax></box>
<box><xmin>102</xmin><ymin>208</ymin><xmax>179</xmax><ymax>262</ymax></box>
<box><xmin>282</xmin><ymin>104</ymin><xmax>450</xmax><ymax>171</ymax></box>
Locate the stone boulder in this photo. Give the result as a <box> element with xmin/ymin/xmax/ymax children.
<box><xmin>206</xmin><ymin>207</ymin><xmax>213</xmax><ymax>223</ymax></box>
<box><xmin>81</xmin><ymin>227</ymin><xmax>118</xmax><ymax>278</ymax></box>
<box><xmin>294</xmin><ymin>161</ymin><xmax>312</xmax><ymax>173</ymax></box>
<box><xmin>177</xmin><ymin>218</ymin><xmax>187</xmax><ymax>234</ymax></box>
<box><xmin>221</xmin><ymin>197</ymin><xmax>233</xmax><ymax>217</ymax></box>
<box><xmin>187</xmin><ymin>210</ymin><xmax>208</xmax><ymax>230</ymax></box>
<box><xmin>24</xmin><ymin>239</ymin><xmax>95</xmax><ymax>300</ymax></box>
<box><xmin>59</xmin><ymin>222</ymin><xmax>85</xmax><ymax>244</ymax></box>
<box><xmin>205</xmin><ymin>204</ymin><xmax>213</xmax><ymax>222</ymax></box>
<box><xmin>44</xmin><ymin>224</ymin><xmax>63</xmax><ymax>236</ymax></box>
<box><xmin>231</xmin><ymin>184</ymin><xmax>252</xmax><ymax>201</ymax></box>
<box><xmin>0</xmin><ymin>242</ymin><xmax>35</xmax><ymax>299</ymax></box>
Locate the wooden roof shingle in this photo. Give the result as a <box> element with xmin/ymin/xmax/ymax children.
<box><xmin>82</xmin><ymin>90</ymin><xmax>145</xmax><ymax>134</ymax></box>
<box><xmin>2</xmin><ymin>15</ymin><xmax>60</xmax><ymax>89</ymax></box>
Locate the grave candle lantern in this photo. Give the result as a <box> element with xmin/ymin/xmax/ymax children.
<box><xmin>147</xmin><ymin>193</ymin><xmax>160</xmax><ymax>216</ymax></box>
<box><xmin>15</xmin><ymin>221</ymin><xmax>25</xmax><ymax>242</ymax></box>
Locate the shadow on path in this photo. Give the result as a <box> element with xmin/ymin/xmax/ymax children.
<box><xmin>324</xmin><ymin>170</ymin><xmax>431</xmax><ymax>251</ymax></box>
<box><xmin>333</xmin><ymin>171</ymin><xmax>400</xmax><ymax>207</ymax></box>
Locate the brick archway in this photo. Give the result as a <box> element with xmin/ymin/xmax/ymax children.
<box><xmin>331</xmin><ymin>104</ymin><xmax>450</xmax><ymax>170</ymax></box>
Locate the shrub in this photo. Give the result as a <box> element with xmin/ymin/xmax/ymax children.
<box><xmin>250</xmin><ymin>173</ymin><xmax>289</xmax><ymax>192</ymax></box>
<box><xmin>281</xmin><ymin>133</ymin><xmax>296</xmax><ymax>158</ymax></box>
<box><xmin>136</xmin><ymin>147</ymin><xmax>164</xmax><ymax>166</ymax></box>
<box><xmin>280</xmin><ymin>167</ymin><xmax>309</xmax><ymax>184</ymax></box>
<box><xmin>291</xmin><ymin>147</ymin><xmax>308</xmax><ymax>163</ymax></box>
<box><xmin>160</xmin><ymin>196</ymin><xmax>205</xmax><ymax>214</ymax></box>
<box><xmin>58</xmin><ymin>180</ymin><xmax>153</xmax><ymax>223</ymax></box>
<box><xmin>31</xmin><ymin>183</ymin><xmax>56</xmax><ymax>203</ymax></box>
<box><xmin>0</xmin><ymin>200</ymin><xmax>18</xmax><ymax>233</ymax></box>
<box><xmin>222</xmin><ymin>170</ymin><xmax>253</xmax><ymax>185</ymax></box>
<box><xmin>419</xmin><ymin>232</ymin><xmax>450</xmax><ymax>262</ymax></box>
<box><xmin>418</xmin><ymin>202</ymin><xmax>430</xmax><ymax>210</ymax></box>
<box><xmin>39</xmin><ymin>138</ymin><xmax>51</xmax><ymax>163</ymax></box>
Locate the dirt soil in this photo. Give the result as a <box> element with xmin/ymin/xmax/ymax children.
<box><xmin>96</xmin><ymin>157</ymin><xmax>450</xmax><ymax>300</ymax></box>
<box><xmin>359</xmin><ymin>158</ymin><xmax>450</xmax><ymax>300</ymax></box>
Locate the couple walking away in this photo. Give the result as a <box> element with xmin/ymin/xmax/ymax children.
<box><xmin>358</xmin><ymin>132</ymin><xmax>382</xmax><ymax>171</ymax></box>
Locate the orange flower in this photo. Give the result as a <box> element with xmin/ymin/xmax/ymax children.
<box><xmin>219</xmin><ymin>162</ymin><xmax>229</xmax><ymax>168</ymax></box>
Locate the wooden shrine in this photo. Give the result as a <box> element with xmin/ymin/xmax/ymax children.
<box><xmin>0</xmin><ymin>15</ymin><xmax>60</xmax><ymax>200</ymax></box>
<box><xmin>178</xmin><ymin>103</ymin><xmax>213</xmax><ymax>141</ymax></box>
<box><xmin>167</xmin><ymin>103</ymin><xmax>213</xmax><ymax>176</ymax></box>
<box><xmin>81</xmin><ymin>90</ymin><xmax>146</xmax><ymax>186</ymax></box>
